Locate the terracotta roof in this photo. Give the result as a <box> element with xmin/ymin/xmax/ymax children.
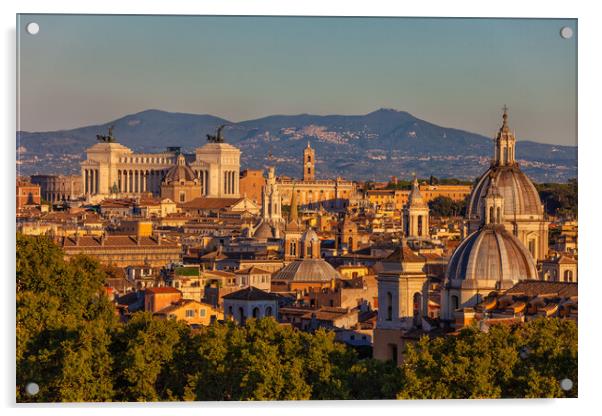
<box><xmin>222</xmin><ymin>286</ymin><xmax>280</xmax><ymax>301</ymax></box>
<box><xmin>62</xmin><ymin>235</ymin><xmax>178</xmax><ymax>248</ymax></box>
<box><xmin>180</xmin><ymin>197</ymin><xmax>243</xmax><ymax>210</ymax></box>
<box><xmin>235</xmin><ymin>266</ymin><xmax>271</xmax><ymax>275</ymax></box>
<box><xmin>504</xmin><ymin>280</ymin><xmax>578</xmax><ymax>298</ymax></box>
<box><xmin>384</xmin><ymin>245</ymin><xmax>425</xmax><ymax>263</ymax></box>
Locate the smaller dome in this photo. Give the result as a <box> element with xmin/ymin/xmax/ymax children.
<box><xmin>300</xmin><ymin>228</ymin><xmax>319</xmax><ymax>243</ymax></box>
<box><xmin>254</xmin><ymin>221</ymin><xmax>275</xmax><ymax>239</ymax></box>
<box><xmin>163</xmin><ymin>154</ymin><xmax>197</xmax><ymax>184</ymax></box>
<box><xmin>273</xmin><ymin>258</ymin><xmax>341</xmax><ymax>282</ymax></box>
<box><xmin>446</xmin><ymin>224</ymin><xmax>537</xmax><ymax>290</ymax></box>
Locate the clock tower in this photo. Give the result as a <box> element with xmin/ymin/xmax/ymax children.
<box><xmin>303</xmin><ymin>141</ymin><xmax>315</xmax><ymax>181</ymax></box>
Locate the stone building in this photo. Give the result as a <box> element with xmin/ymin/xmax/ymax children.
<box><xmin>223</xmin><ymin>286</ymin><xmax>280</xmax><ymax>324</ymax></box>
<box><xmin>16</xmin><ymin>181</ymin><xmax>41</xmax><ymax>209</ymax></box>
<box><xmin>80</xmin><ymin>126</ymin><xmax>240</xmax><ymax>202</ymax></box>
<box><xmin>61</xmin><ymin>233</ymin><xmax>182</xmax><ymax>268</ymax></box>
<box><xmin>30</xmin><ymin>174</ymin><xmax>83</xmax><ymax>203</ymax></box>
<box><xmin>466</xmin><ymin>109</ymin><xmax>548</xmax><ymax>261</ymax></box>
<box><xmin>540</xmin><ymin>254</ymin><xmax>578</xmax><ymax>282</ymax></box>
<box><xmin>239</xmin><ymin>169</ymin><xmax>265</xmax><ymax>206</ymax></box>
<box><xmin>276</xmin><ymin>142</ymin><xmax>356</xmax><ymax>211</ymax></box>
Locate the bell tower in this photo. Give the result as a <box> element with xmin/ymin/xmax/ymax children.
<box><xmin>303</xmin><ymin>142</ymin><xmax>315</xmax><ymax>181</ymax></box>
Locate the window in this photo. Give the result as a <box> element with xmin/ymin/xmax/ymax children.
<box><xmin>180</xmin><ymin>192</ymin><xmax>186</xmax><ymax>203</ymax></box>
<box><xmin>386</xmin><ymin>292</ymin><xmax>393</xmax><ymax>321</ymax></box>
<box><xmin>200</xmin><ymin>309</ymin><xmax>206</xmax><ymax>317</ymax></box>
<box><xmin>185</xmin><ymin>309</ymin><xmax>195</xmax><ymax>317</ymax></box>
<box><xmin>528</xmin><ymin>239</ymin><xmax>536</xmax><ymax>257</ymax></box>
<box><xmin>564</xmin><ymin>270</ymin><xmax>574</xmax><ymax>282</ymax></box>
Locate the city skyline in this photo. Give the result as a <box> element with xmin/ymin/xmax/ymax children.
<box><xmin>17</xmin><ymin>15</ymin><xmax>576</xmax><ymax>146</ymax></box>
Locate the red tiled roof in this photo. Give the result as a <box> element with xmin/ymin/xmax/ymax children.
<box><xmin>62</xmin><ymin>235</ymin><xmax>178</xmax><ymax>248</ymax></box>
<box><xmin>180</xmin><ymin>197</ymin><xmax>243</xmax><ymax>210</ymax></box>
<box><xmin>146</xmin><ymin>287</ymin><xmax>181</xmax><ymax>294</ymax></box>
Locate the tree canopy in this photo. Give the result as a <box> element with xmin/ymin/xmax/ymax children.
<box><xmin>536</xmin><ymin>179</ymin><xmax>578</xmax><ymax>219</ymax></box>
<box><xmin>16</xmin><ymin>234</ymin><xmax>577</xmax><ymax>402</ymax></box>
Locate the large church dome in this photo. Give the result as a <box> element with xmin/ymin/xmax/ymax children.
<box><xmin>467</xmin><ymin>165</ymin><xmax>543</xmax><ymax>220</ymax></box>
<box><xmin>446</xmin><ymin>224</ymin><xmax>538</xmax><ymax>290</ymax></box>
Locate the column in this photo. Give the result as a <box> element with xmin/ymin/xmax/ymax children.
<box><xmin>84</xmin><ymin>170</ymin><xmax>88</xmax><ymax>195</ymax></box>
<box><xmin>90</xmin><ymin>169</ymin><xmax>95</xmax><ymax>194</ymax></box>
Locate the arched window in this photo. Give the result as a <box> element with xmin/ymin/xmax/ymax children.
<box><xmin>252</xmin><ymin>307</ymin><xmax>260</xmax><ymax>318</ymax></box>
<box><xmin>496</xmin><ymin>207</ymin><xmax>501</xmax><ymax>223</ymax></box>
<box><xmin>265</xmin><ymin>306</ymin><xmax>273</xmax><ymax>317</ymax></box>
<box><xmin>489</xmin><ymin>206</ymin><xmax>494</xmax><ymax>224</ymax></box>
<box><xmin>386</xmin><ymin>292</ymin><xmax>393</xmax><ymax>321</ymax></box>
<box><xmin>417</xmin><ymin>215</ymin><xmax>423</xmax><ymax>236</ymax></box>
<box><xmin>564</xmin><ymin>270</ymin><xmax>574</xmax><ymax>282</ymax></box>
<box><xmin>239</xmin><ymin>307</ymin><xmax>246</xmax><ymax>325</ymax></box>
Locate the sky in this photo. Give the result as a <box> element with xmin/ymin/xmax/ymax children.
<box><xmin>17</xmin><ymin>15</ymin><xmax>577</xmax><ymax>146</ymax></box>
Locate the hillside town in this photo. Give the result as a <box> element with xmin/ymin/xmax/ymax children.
<box><xmin>16</xmin><ymin>109</ymin><xmax>578</xmax><ymax>366</ymax></box>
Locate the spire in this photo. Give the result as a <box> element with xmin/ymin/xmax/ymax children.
<box><xmin>494</xmin><ymin>105</ymin><xmax>516</xmax><ymax>166</ymax></box>
<box><xmin>289</xmin><ymin>184</ymin><xmax>298</xmax><ymax>223</ymax></box>
<box><xmin>408</xmin><ymin>173</ymin><xmax>426</xmax><ymax>207</ymax></box>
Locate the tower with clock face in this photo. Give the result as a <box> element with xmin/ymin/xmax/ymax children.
<box><xmin>303</xmin><ymin>142</ymin><xmax>315</xmax><ymax>181</ymax></box>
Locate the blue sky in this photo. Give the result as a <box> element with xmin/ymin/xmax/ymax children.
<box><xmin>17</xmin><ymin>15</ymin><xmax>576</xmax><ymax>145</ymax></box>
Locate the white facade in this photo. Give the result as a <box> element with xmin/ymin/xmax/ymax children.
<box><xmin>81</xmin><ymin>140</ymin><xmax>240</xmax><ymax>202</ymax></box>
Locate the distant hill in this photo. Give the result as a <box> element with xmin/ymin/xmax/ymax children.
<box><xmin>16</xmin><ymin>108</ymin><xmax>577</xmax><ymax>182</ymax></box>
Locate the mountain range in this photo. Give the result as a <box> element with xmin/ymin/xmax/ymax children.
<box><xmin>16</xmin><ymin>108</ymin><xmax>577</xmax><ymax>183</ymax></box>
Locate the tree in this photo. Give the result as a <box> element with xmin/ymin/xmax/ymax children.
<box><xmin>428</xmin><ymin>196</ymin><xmax>467</xmax><ymax>218</ymax></box>
<box><xmin>16</xmin><ymin>234</ymin><xmax>117</xmax><ymax>402</ymax></box>
<box><xmin>111</xmin><ymin>312</ymin><xmax>187</xmax><ymax>401</ymax></box>
<box><xmin>397</xmin><ymin>319</ymin><xmax>577</xmax><ymax>399</ymax></box>
<box><xmin>536</xmin><ymin>179</ymin><xmax>577</xmax><ymax>219</ymax></box>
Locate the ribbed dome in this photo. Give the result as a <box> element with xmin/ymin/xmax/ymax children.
<box><xmin>273</xmin><ymin>258</ymin><xmax>341</xmax><ymax>282</ymax></box>
<box><xmin>468</xmin><ymin>165</ymin><xmax>542</xmax><ymax>220</ymax></box>
<box><xmin>163</xmin><ymin>155</ymin><xmax>197</xmax><ymax>184</ymax></box>
<box><xmin>446</xmin><ymin>224</ymin><xmax>538</xmax><ymax>290</ymax></box>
